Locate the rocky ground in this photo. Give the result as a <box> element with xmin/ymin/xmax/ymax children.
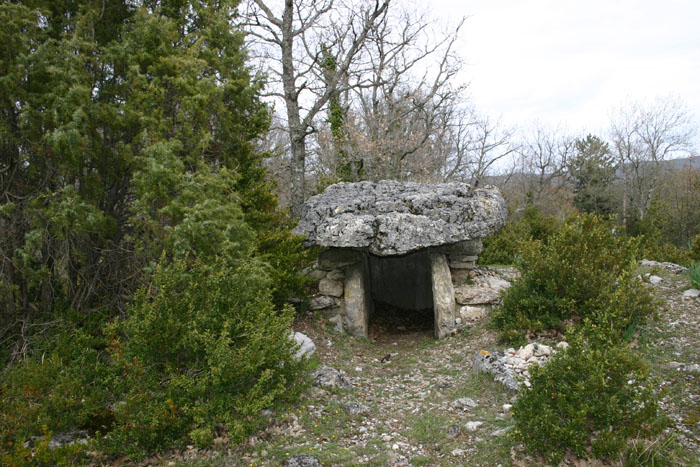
<box><xmin>153</xmin><ymin>264</ymin><xmax>699</xmax><ymax>467</ymax></box>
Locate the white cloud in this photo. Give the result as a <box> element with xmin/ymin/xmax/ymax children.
<box><xmin>425</xmin><ymin>0</ymin><xmax>700</xmax><ymax>135</ymax></box>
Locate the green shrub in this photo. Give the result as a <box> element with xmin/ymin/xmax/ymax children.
<box><xmin>479</xmin><ymin>205</ymin><xmax>560</xmax><ymax>265</ymax></box>
<box><xmin>492</xmin><ymin>214</ymin><xmax>655</xmax><ymax>340</ymax></box>
<box><xmin>640</xmin><ymin>238</ymin><xmax>690</xmax><ymax>266</ymax></box>
<box><xmin>102</xmin><ymin>257</ymin><xmax>308</xmax><ymax>458</ymax></box>
<box><xmin>512</xmin><ymin>337</ymin><xmax>665</xmax><ymax>464</ymax></box>
<box><xmin>0</xmin><ymin>330</ymin><xmax>114</xmax><ymax>463</ymax></box>
<box><xmin>690</xmin><ymin>233</ymin><xmax>700</xmax><ymax>262</ymax></box>
<box><xmin>257</xmin><ymin>224</ymin><xmax>318</xmax><ymax>310</ymax></box>
<box><xmin>690</xmin><ymin>263</ymin><xmax>700</xmax><ymax>289</ymax></box>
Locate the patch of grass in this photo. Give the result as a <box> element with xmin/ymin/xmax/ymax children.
<box><xmin>621</xmin><ymin>435</ymin><xmax>695</xmax><ymax>467</ymax></box>
<box><xmin>411</xmin><ymin>455</ymin><xmax>433</xmax><ymax>465</ymax></box>
<box><xmin>469</xmin><ymin>429</ymin><xmax>516</xmax><ymax>466</ymax></box>
<box><xmin>406</xmin><ymin>413</ymin><xmax>453</xmax><ymax>446</ymax></box>
<box><xmin>689</xmin><ymin>262</ymin><xmax>700</xmax><ymax>288</ymax></box>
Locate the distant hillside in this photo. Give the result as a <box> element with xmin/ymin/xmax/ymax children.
<box><xmin>663</xmin><ymin>156</ymin><xmax>700</xmax><ymax>170</ymax></box>
<box><xmin>478</xmin><ymin>156</ymin><xmax>698</xmax><ymax>188</ymax></box>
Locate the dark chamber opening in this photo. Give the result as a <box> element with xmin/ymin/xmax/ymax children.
<box><xmin>367</xmin><ymin>251</ymin><xmax>434</xmax><ymax>340</ymax></box>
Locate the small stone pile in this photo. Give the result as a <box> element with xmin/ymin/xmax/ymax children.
<box><xmin>473</xmin><ymin>342</ymin><xmax>568</xmax><ymax>390</ymax></box>
<box><xmin>501</xmin><ymin>342</ymin><xmax>568</xmax><ymax>382</ymax></box>
<box><xmin>640</xmin><ymin>259</ymin><xmax>689</xmax><ymax>275</ymax></box>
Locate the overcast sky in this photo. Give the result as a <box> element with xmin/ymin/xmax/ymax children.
<box><xmin>427</xmin><ymin>0</ymin><xmax>700</xmax><ymax>138</ymax></box>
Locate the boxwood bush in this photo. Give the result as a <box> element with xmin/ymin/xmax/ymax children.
<box><xmin>512</xmin><ymin>335</ymin><xmax>665</xmax><ymax>464</ymax></box>
<box><xmin>479</xmin><ymin>205</ymin><xmax>560</xmax><ymax>266</ymax></box>
<box><xmin>492</xmin><ymin>214</ymin><xmax>656</xmax><ymax>342</ymax></box>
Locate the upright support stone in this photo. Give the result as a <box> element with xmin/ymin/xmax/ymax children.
<box><xmin>430</xmin><ymin>253</ymin><xmax>456</xmax><ymax>338</ymax></box>
<box><xmin>343</xmin><ymin>254</ymin><xmax>371</xmax><ymax>337</ymax></box>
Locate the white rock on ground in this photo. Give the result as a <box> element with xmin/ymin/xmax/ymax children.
<box><xmin>683</xmin><ymin>289</ymin><xmax>700</xmax><ymax>298</ymax></box>
<box><xmin>451</xmin><ymin>397</ymin><xmax>478</xmax><ymax>411</ymax></box>
<box><xmin>465</xmin><ymin>421</ymin><xmax>483</xmax><ymax>432</ymax></box>
<box><xmin>648</xmin><ymin>275</ymin><xmax>663</xmax><ymax>285</ymax></box>
<box><xmin>310</xmin><ymin>367</ymin><xmax>352</xmax><ymax>389</ymax></box>
<box><xmin>290</xmin><ymin>332</ymin><xmax>316</xmax><ymax>360</ymax></box>
<box><xmin>475</xmin><ymin>342</ymin><xmax>566</xmax><ymax>390</ymax></box>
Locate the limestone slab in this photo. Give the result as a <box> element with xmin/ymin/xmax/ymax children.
<box><xmin>319</xmin><ymin>278</ymin><xmax>343</xmax><ymax>297</ymax></box>
<box><xmin>343</xmin><ymin>256</ymin><xmax>371</xmax><ymax>337</ymax></box>
<box><xmin>317</xmin><ymin>249</ymin><xmax>361</xmax><ymax>270</ymax></box>
<box><xmin>430</xmin><ymin>253</ymin><xmax>456</xmax><ymax>338</ymax></box>
<box><xmin>293</xmin><ymin>181</ymin><xmax>506</xmax><ymax>256</ymax></box>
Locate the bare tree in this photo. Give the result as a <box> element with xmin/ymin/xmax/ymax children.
<box><xmin>507</xmin><ymin>125</ymin><xmax>574</xmax><ymax>215</ymax></box>
<box><xmin>243</xmin><ymin>0</ymin><xmax>390</xmax><ymax>216</ymax></box>
<box><xmin>341</xmin><ymin>11</ymin><xmax>465</xmax><ymax>181</ymax></box>
<box><xmin>610</xmin><ymin>97</ymin><xmax>696</xmax><ymax>223</ymax></box>
<box><xmin>440</xmin><ymin>111</ymin><xmax>517</xmax><ymax>189</ymax></box>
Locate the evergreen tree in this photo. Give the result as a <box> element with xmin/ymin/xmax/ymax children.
<box><xmin>566</xmin><ymin>134</ymin><xmax>617</xmax><ymax>215</ymax></box>
<box><xmin>0</xmin><ymin>0</ymin><xmax>302</xmax><ymax>363</ymax></box>
<box><xmin>1</xmin><ymin>1</ymin><xmax>310</xmax><ymax>459</ymax></box>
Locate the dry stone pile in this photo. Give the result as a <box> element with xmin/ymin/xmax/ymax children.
<box><xmin>640</xmin><ymin>259</ymin><xmax>689</xmax><ymax>274</ymax></box>
<box><xmin>473</xmin><ymin>342</ymin><xmax>568</xmax><ymax>390</ymax></box>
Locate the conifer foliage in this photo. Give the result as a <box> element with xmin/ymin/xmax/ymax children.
<box><xmin>0</xmin><ymin>0</ymin><xmax>308</xmax><ymax>461</ymax></box>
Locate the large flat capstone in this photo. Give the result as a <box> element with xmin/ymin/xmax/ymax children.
<box><xmin>293</xmin><ymin>181</ymin><xmax>507</xmax><ymax>256</ymax></box>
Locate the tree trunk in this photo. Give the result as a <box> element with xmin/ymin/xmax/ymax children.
<box><xmin>281</xmin><ymin>0</ymin><xmax>306</xmax><ymax>218</ymax></box>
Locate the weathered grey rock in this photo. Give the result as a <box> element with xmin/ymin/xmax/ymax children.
<box><xmin>290</xmin><ymin>332</ymin><xmax>316</xmax><ymax>360</ymax></box>
<box><xmin>455</xmin><ymin>285</ymin><xmax>500</xmax><ymax>305</ymax></box>
<box><xmin>451</xmin><ymin>397</ymin><xmax>478</xmax><ymax>410</ymax></box>
<box><xmin>449</xmin><ymin>255</ymin><xmax>478</xmax><ymax>263</ymax></box>
<box><xmin>534</xmin><ymin>344</ymin><xmax>552</xmax><ymax>357</ymax></box>
<box><xmin>327</xmin><ymin>268</ymin><xmax>345</xmax><ymax>280</ymax></box>
<box><xmin>311</xmin><ymin>367</ymin><xmax>351</xmax><ymax>389</ymax></box>
<box><xmin>492</xmin><ymin>426</ymin><xmax>513</xmax><ymax>437</ymax></box>
<box><xmin>648</xmin><ymin>275</ymin><xmax>663</xmax><ymax>285</ymax></box>
<box><xmin>318</xmin><ymin>249</ymin><xmax>361</xmax><ymax>270</ymax></box>
<box><xmin>329</xmin><ymin>314</ymin><xmax>344</xmax><ymax>333</ymax></box>
<box><xmin>308</xmin><ymin>269</ymin><xmax>327</xmax><ymax>281</ymax></box>
<box><xmin>517</xmin><ymin>343</ymin><xmax>535</xmax><ymax>361</ymax></box>
<box><xmin>438</xmin><ymin>239</ymin><xmax>483</xmax><ymax>256</ymax></box>
<box><xmin>25</xmin><ymin>429</ymin><xmax>89</xmax><ymax>450</ymax></box>
<box><xmin>683</xmin><ymin>288</ymin><xmax>700</xmax><ymax>298</ymax></box>
<box><xmin>479</xmin><ymin>275</ymin><xmax>512</xmax><ymax>290</ymax></box>
<box><xmin>446</xmin><ymin>424</ymin><xmax>462</xmax><ymax>437</ymax></box>
<box><xmin>640</xmin><ymin>259</ymin><xmax>688</xmax><ymax>274</ymax></box>
<box><xmin>310</xmin><ymin>295</ymin><xmax>338</xmax><ymax>310</ymax></box>
<box><xmin>450</xmin><ymin>269</ymin><xmax>471</xmax><ymax>284</ymax></box>
<box><xmin>319</xmin><ymin>278</ymin><xmax>344</xmax><ymax>297</ymax></box>
<box><xmin>472</xmin><ymin>351</ymin><xmax>520</xmax><ymax>391</ymax></box>
<box><xmin>345</xmin><ymin>401</ymin><xmax>370</xmax><ymax>415</ymax></box>
<box><xmin>293</xmin><ymin>181</ymin><xmax>506</xmax><ymax>256</ymax></box>
<box><xmin>465</xmin><ymin>421</ymin><xmax>484</xmax><ymax>432</ymax></box>
<box><xmin>431</xmin><ymin>253</ymin><xmax>456</xmax><ymax>338</ymax></box>
<box><xmin>344</xmin><ymin>257</ymin><xmax>371</xmax><ymax>337</ymax></box>
<box><xmin>448</xmin><ymin>260</ymin><xmax>476</xmax><ymax>269</ymax></box>
<box><xmin>459</xmin><ymin>305</ymin><xmax>488</xmax><ymax>322</ymax></box>
<box><xmin>284</xmin><ymin>454</ymin><xmax>323</xmax><ymax>467</ymax></box>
